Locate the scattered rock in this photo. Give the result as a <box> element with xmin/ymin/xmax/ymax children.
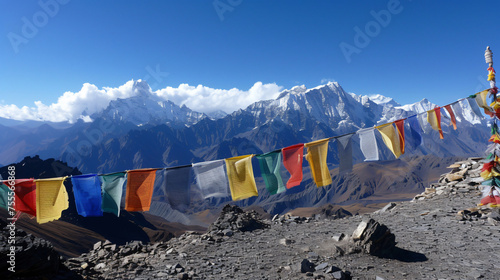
<box><xmin>332</xmin><ymin>233</ymin><xmax>345</xmax><ymax>242</ymax></box>
<box><xmin>300</xmin><ymin>259</ymin><xmax>316</xmax><ymax>273</ymax></box>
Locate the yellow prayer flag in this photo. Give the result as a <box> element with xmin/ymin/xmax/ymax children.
<box><xmin>427</xmin><ymin>109</ymin><xmax>444</xmax><ymax>139</ymax></box>
<box><xmin>35</xmin><ymin>177</ymin><xmax>69</xmax><ymax>224</ymax></box>
<box><xmin>475</xmin><ymin>90</ymin><xmax>490</xmax><ymax>110</ymax></box>
<box><xmin>225</xmin><ymin>155</ymin><xmax>258</xmax><ymax>201</ymax></box>
<box><xmin>304</xmin><ymin>138</ymin><xmax>332</xmax><ymax>187</ymax></box>
<box><xmin>376</xmin><ymin>123</ymin><xmax>402</xmax><ymax>158</ymax></box>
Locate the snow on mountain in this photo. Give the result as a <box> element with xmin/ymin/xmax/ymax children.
<box><xmin>206</xmin><ymin>110</ymin><xmax>228</xmax><ymax>120</ymax></box>
<box><xmin>242</xmin><ymin>81</ymin><xmax>484</xmax><ymax>136</ymax></box>
<box><xmin>92</xmin><ymin>80</ymin><xmax>207</xmax><ymax>126</ymax></box>
<box><xmin>366</xmin><ymin>94</ymin><xmax>400</xmax><ymax>106</ymax></box>
<box><xmin>245</xmin><ymin>82</ymin><xmax>378</xmax><ymax>134</ymax></box>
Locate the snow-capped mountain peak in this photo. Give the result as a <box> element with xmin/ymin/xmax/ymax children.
<box><xmin>91</xmin><ymin>80</ymin><xmax>206</xmax><ymax>126</ymax></box>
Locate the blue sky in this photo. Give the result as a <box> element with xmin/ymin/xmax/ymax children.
<box><xmin>1</xmin><ymin>0</ymin><xmax>499</xmax><ymax>121</ymax></box>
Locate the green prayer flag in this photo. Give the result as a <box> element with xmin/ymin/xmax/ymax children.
<box><xmin>0</xmin><ymin>182</ymin><xmax>11</xmax><ymax>210</ymax></box>
<box><xmin>256</xmin><ymin>150</ymin><xmax>285</xmax><ymax>195</ymax></box>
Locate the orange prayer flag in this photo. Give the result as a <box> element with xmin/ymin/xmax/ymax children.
<box><xmin>125</xmin><ymin>169</ymin><xmax>157</xmax><ymax>212</ymax></box>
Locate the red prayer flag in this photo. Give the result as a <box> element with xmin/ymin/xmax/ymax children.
<box><xmin>444</xmin><ymin>105</ymin><xmax>457</xmax><ymax>130</ymax></box>
<box><xmin>125</xmin><ymin>169</ymin><xmax>156</xmax><ymax>212</ymax></box>
<box><xmin>282</xmin><ymin>144</ymin><xmax>304</xmax><ymax>189</ymax></box>
<box><xmin>394</xmin><ymin>119</ymin><xmax>405</xmax><ymax>155</ymax></box>
<box><xmin>434</xmin><ymin>107</ymin><xmax>444</xmax><ymax>139</ymax></box>
<box><xmin>13</xmin><ymin>179</ymin><xmax>37</xmax><ymax>217</ymax></box>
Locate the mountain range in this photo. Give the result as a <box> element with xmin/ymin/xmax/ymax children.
<box><xmin>0</xmin><ymin>80</ymin><xmax>490</xmax><ymax>221</ymax></box>
<box><xmin>0</xmin><ymin>80</ymin><xmax>487</xmax><ymax>171</ymax></box>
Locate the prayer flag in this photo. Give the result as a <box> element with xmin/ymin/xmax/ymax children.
<box><xmin>336</xmin><ymin>134</ymin><xmax>353</xmax><ymax>174</ymax></box>
<box><xmin>475</xmin><ymin>90</ymin><xmax>491</xmax><ymax>110</ymax></box>
<box><xmin>467</xmin><ymin>97</ymin><xmax>484</xmax><ymax>118</ymax></box>
<box><xmin>125</xmin><ymin>169</ymin><xmax>156</xmax><ymax>212</ymax></box>
<box><xmin>71</xmin><ymin>174</ymin><xmax>103</xmax><ymax>217</ymax></box>
<box><xmin>407</xmin><ymin>115</ymin><xmax>423</xmax><ymax>147</ymax></box>
<box><xmin>427</xmin><ymin>108</ymin><xmax>444</xmax><ymax>139</ymax></box>
<box><xmin>225</xmin><ymin>155</ymin><xmax>258</xmax><ymax>201</ymax></box>
<box><xmin>376</xmin><ymin>123</ymin><xmax>402</xmax><ymax>158</ymax></box>
<box><xmin>394</xmin><ymin>119</ymin><xmax>405</xmax><ymax>154</ymax></box>
<box><xmin>444</xmin><ymin>105</ymin><xmax>457</xmax><ymax>130</ymax></box>
<box><xmin>0</xmin><ymin>182</ymin><xmax>11</xmax><ymax>210</ymax></box>
<box><xmin>256</xmin><ymin>151</ymin><xmax>286</xmax><ymax>195</ymax></box>
<box><xmin>35</xmin><ymin>177</ymin><xmax>69</xmax><ymax>224</ymax></box>
<box><xmin>281</xmin><ymin>144</ymin><xmax>304</xmax><ymax>188</ymax></box>
<box><xmin>357</xmin><ymin>128</ymin><xmax>379</xmax><ymax>161</ymax></box>
<box><xmin>193</xmin><ymin>160</ymin><xmax>230</xmax><ymax>199</ymax></box>
<box><xmin>305</xmin><ymin>138</ymin><xmax>332</xmax><ymax>187</ymax></box>
<box><xmin>164</xmin><ymin>165</ymin><xmax>192</xmax><ymax>211</ymax></box>
<box><xmin>100</xmin><ymin>172</ymin><xmax>126</xmax><ymax>216</ymax></box>
<box><xmin>13</xmin><ymin>179</ymin><xmax>37</xmax><ymax>217</ymax></box>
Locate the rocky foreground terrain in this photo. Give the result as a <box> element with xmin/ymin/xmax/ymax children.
<box><xmin>3</xmin><ymin>157</ymin><xmax>500</xmax><ymax>280</ymax></box>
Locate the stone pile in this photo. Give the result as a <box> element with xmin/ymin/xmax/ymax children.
<box><xmin>206</xmin><ymin>204</ymin><xmax>269</xmax><ymax>237</ymax></box>
<box><xmin>413</xmin><ymin>157</ymin><xmax>484</xmax><ymax>201</ymax></box>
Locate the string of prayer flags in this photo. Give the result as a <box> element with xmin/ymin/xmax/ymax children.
<box><xmin>282</xmin><ymin>144</ymin><xmax>305</xmax><ymax>188</ymax></box>
<box><xmin>125</xmin><ymin>169</ymin><xmax>156</xmax><ymax>212</ymax></box>
<box><xmin>336</xmin><ymin>134</ymin><xmax>354</xmax><ymax>174</ymax></box>
<box><xmin>13</xmin><ymin>179</ymin><xmax>37</xmax><ymax>217</ymax></box>
<box><xmin>193</xmin><ymin>160</ymin><xmax>230</xmax><ymax>199</ymax></box>
<box><xmin>164</xmin><ymin>165</ymin><xmax>192</xmax><ymax>211</ymax></box>
<box><xmin>71</xmin><ymin>174</ymin><xmax>103</xmax><ymax>217</ymax></box>
<box><xmin>444</xmin><ymin>105</ymin><xmax>457</xmax><ymax>130</ymax></box>
<box><xmin>427</xmin><ymin>107</ymin><xmax>444</xmax><ymax>139</ymax></box>
<box><xmin>100</xmin><ymin>172</ymin><xmax>126</xmax><ymax>216</ymax></box>
<box><xmin>255</xmin><ymin>151</ymin><xmax>286</xmax><ymax>195</ymax></box>
<box><xmin>225</xmin><ymin>155</ymin><xmax>258</xmax><ymax>201</ymax></box>
<box><xmin>407</xmin><ymin>115</ymin><xmax>423</xmax><ymax>147</ymax></box>
<box><xmin>35</xmin><ymin>177</ymin><xmax>69</xmax><ymax>224</ymax></box>
<box><xmin>0</xmin><ymin>182</ymin><xmax>10</xmax><ymax>210</ymax></box>
<box><xmin>376</xmin><ymin>123</ymin><xmax>403</xmax><ymax>158</ymax></box>
<box><xmin>305</xmin><ymin>138</ymin><xmax>332</xmax><ymax>187</ymax></box>
<box><xmin>480</xmin><ymin>46</ymin><xmax>500</xmax><ymax>207</ymax></box>
<box><xmin>357</xmin><ymin>128</ymin><xmax>379</xmax><ymax>161</ymax></box>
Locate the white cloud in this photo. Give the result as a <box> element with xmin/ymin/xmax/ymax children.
<box><xmin>155</xmin><ymin>82</ymin><xmax>283</xmax><ymax>114</ymax></box>
<box><xmin>0</xmin><ymin>80</ymin><xmax>283</xmax><ymax>122</ymax></box>
<box><xmin>320</xmin><ymin>78</ymin><xmax>337</xmax><ymax>84</ymax></box>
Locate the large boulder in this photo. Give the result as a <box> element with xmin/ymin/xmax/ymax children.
<box><xmin>351</xmin><ymin>218</ymin><xmax>396</xmax><ymax>257</ymax></box>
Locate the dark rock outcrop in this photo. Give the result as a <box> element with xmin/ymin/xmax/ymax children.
<box><xmin>0</xmin><ymin>219</ymin><xmax>78</xmax><ymax>279</ymax></box>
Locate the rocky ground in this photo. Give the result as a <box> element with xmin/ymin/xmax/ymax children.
<box><xmin>4</xmin><ymin>157</ymin><xmax>500</xmax><ymax>279</ymax></box>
